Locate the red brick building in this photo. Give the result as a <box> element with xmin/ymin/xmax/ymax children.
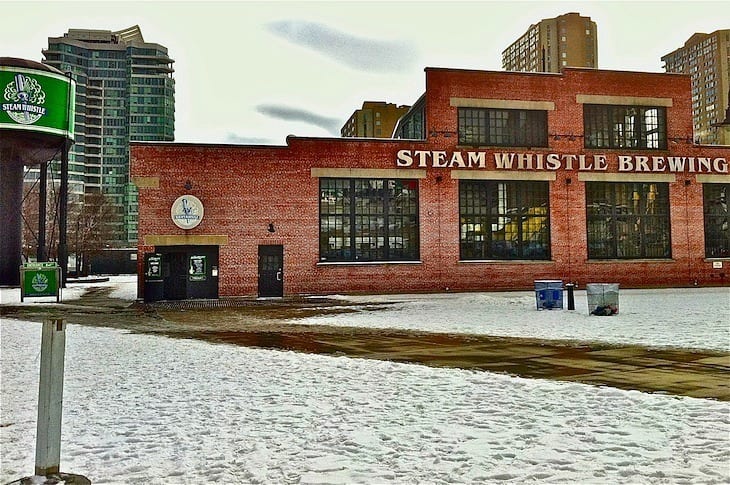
<box><xmin>131</xmin><ymin>68</ymin><xmax>729</xmax><ymax>300</ymax></box>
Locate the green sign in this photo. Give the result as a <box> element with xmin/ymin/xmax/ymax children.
<box><xmin>189</xmin><ymin>255</ymin><xmax>206</xmax><ymax>282</ymax></box>
<box><xmin>21</xmin><ymin>263</ymin><xmax>61</xmax><ymax>301</ymax></box>
<box><xmin>0</xmin><ymin>66</ymin><xmax>75</xmax><ymax>139</ymax></box>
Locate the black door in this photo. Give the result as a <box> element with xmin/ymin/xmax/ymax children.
<box><xmin>157</xmin><ymin>245</ymin><xmax>219</xmax><ymax>300</ymax></box>
<box><xmin>162</xmin><ymin>250</ymin><xmax>187</xmax><ymax>300</ymax></box>
<box><xmin>258</xmin><ymin>245</ymin><xmax>283</xmax><ymax>298</ymax></box>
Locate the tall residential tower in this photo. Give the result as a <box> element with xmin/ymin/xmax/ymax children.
<box><xmin>502</xmin><ymin>12</ymin><xmax>597</xmax><ymax>73</ymax></box>
<box><xmin>41</xmin><ymin>25</ymin><xmax>174</xmax><ymax>244</ymax></box>
<box><xmin>662</xmin><ymin>29</ymin><xmax>730</xmax><ymax>145</ymax></box>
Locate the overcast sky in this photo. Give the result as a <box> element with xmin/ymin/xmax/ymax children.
<box><xmin>2</xmin><ymin>1</ymin><xmax>727</xmax><ymax>144</ymax></box>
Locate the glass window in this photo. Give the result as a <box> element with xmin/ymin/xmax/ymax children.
<box><xmin>459</xmin><ymin>180</ymin><xmax>550</xmax><ymax>260</ymax></box>
<box><xmin>586</xmin><ymin>182</ymin><xmax>671</xmax><ymax>259</ymax></box>
<box><xmin>395</xmin><ymin>99</ymin><xmax>425</xmax><ymax>140</ymax></box>
<box><xmin>319</xmin><ymin>178</ymin><xmax>419</xmax><ymax>262</ymax></box>
<box><xmin>458</xmin><ymin>108</ymin><xmax>547</xmax><ymax>147</ymax></box>
<box><xmin>703</xmin><ymin>183</ymin><xmax>729</xmax><ymax>258</ymax></box>
<box><xmin>584</xmin><ymin>105</ymin><xmax>667</xmax><ymax>149</ymax></box>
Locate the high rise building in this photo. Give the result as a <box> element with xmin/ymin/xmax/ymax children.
<box><xmin>662</xmin><ymin>29</ymin><xmax>730</xmax><ymax>145</ymax></box>
<box><xmin>41</xmin><ymin>25</ymin><xmax>174</xmax><ymax>244</ymax></box>
<box><xmin>502</xmin><ymin>12</ymin><xmax>597</xmax><ymax>73</ymax></box>
<box><xmin>341</xmin><ymin>101</ymin><xmax>410</xmax><ymax>138</ymax></box>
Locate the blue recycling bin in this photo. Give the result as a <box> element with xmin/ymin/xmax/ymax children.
<box><xmin>535</xmin><ymin>280</ymin><xmax>563</xmax><ymax>310</ymax></box>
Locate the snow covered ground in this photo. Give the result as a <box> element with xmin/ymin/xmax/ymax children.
<box><xmin>1</xmin><ymin>277</ymin><xmax>729</xmax><ymax>484</ymax></box>
<box><xmin>300</xmin><ymin>287</ymin><xmax>730</xmax><ymax>352</ymax></box>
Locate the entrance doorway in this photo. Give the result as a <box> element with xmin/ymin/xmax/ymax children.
<box><xmin>258</xmin><ymin>245</ymin><xmax>283</xmax><ymax>298</ymax></box>
<box><xmin>154</xmin><ymin>245</ymin><xmax>219</xmax><ymax>300</ymax></box>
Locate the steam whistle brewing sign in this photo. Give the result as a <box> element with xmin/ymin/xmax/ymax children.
<box><xmin>396</xmin><ymin>150</ymin><xmax>730</xmax><ymax>174</ymax></box>
<box><xmin>171</xmin><ymin>195</ymin><xmax>204</xmax><ymax>230</ymax></box>
<box><xmin>0</xmin><ymin>66</ymin><xmax>75</xmax><ymax>138</ymax></box>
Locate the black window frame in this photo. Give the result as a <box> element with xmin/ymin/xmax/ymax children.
<box><xmin>459</xmin><ymin>180</ymin><xmax>551</xmax><ymax>260</ymax></box>
<box><xmin>703</xmin><ymin>183</ymin><xmax>729</xmax><ymax>258</ymax></box>
<box><xmin>585</xmin><ymin>182</ymin><xmax>671</xmax><ymax>259</ymax></box>
<box><xmin>458</xmin><ymin>107</ymin><xmax>548</xmax><ymax>147</ymax></box>
<box><xmin>319</xmin><ymin>178</ymin><xmax>420</xmax><ymax>262</ymax></box>
<box><xmin>584</xmin><ymin>104</ymin><xmax>667</xmax><ymax>150</ymax></box>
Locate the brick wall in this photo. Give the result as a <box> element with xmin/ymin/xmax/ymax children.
<box><xmin>132</xmin><ymin>68</ymin><xmax>729</xmax><ymax>298</ymax></box>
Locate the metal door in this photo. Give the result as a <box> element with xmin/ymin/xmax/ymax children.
<box><xmin>258</xmin><ymin>245</ymin><xmax>283</xmax><ymax>298</ymax></box>
<box><xmin>162</xmin><ymin>251</ymin><xmax>187</xmax><ymax>300</ymax></box>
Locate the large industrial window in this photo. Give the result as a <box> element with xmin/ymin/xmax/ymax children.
<box><xmin>586</xmin><ymin>182</ymin><xmax>671</xmax><ymax>259</ymax></box>
<box><xmin>459</xmin><ymin>180</ymin><xmax>550</xmax><ymax>260</ymax></box>
<box><xmin>584</xmin><ymin>105</ymin><xmax>667</xmax><ymax>149</ymax></box>
<box><xmin>458</xmin><ymin>108</ymin><xmax>548</xmax><ymax>147</ymax></box>
<box><xmin>319</xmin><ymin>178</ymin><xmax>419</xmax><ymax>262</ymax></box>
<box><xmin>704</xmin><ymin>183</ymin><xmax>729</xmax><ymax>258</ymax></box>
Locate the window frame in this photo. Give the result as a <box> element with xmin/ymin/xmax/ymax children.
<box><xmin>585</xmin><ymin>182</ymin><xmax>671</xmax><ymax>259</ymax></box>
<box><xmin>459</xmin><ymin>180</ymin><xmax>551</xmax><ymax>261</ymax></box>
<box><xmin>319</xmin><ymin>178</ymin><xmax>420</xmax><ymax>262</ymax></box>
<box><xmin>703</xmin><ymin>183</ymin><xmax>729</xmax><ymax>258</ymax></box>
<box><xmin>584</xmin><ymin>104</ymin><xmax>668</xmax><ymax>150</ymax></box>
<box><xmin>457</xmin><ymin>107</ymin><xmax>548</xmax><ymax>147</ymax></box>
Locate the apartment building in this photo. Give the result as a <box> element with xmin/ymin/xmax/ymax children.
<box><xmin>41</xmin><ymin>25</ymin><xmax>175</xmax><ymax>244</ymax></box>
<box><xmin>502</xmin><ymin>12</ymin><xmax>597</xmax><ymax>73</ymax></box>
<box><xmin>341</xmin><ymin>101</ymin><xmax>410</xmax><ymax>138</ymax></box>
<box><xmin>662</xmin><ymin>29</ymin><xmax>730</xmax><ymax>145</ymax></box>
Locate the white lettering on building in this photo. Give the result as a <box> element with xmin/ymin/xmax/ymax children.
<box><xmin>395</xmin><ymin>150</ymin><xmax>728</xmax><ymax>174</ymax></box>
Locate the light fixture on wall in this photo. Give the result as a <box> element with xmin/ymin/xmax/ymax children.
<box><xmin>268</xmin><ymin>223</ymin><xmax>275</xmax><ymax>233</ymax></box>
<box><xmin>184</xmin><ymin>180</ymin><xmax>192</xmax><ymax>190</ymax></box>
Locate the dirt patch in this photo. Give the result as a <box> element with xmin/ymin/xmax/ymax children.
<box><xmin>3</xmin><ymin>288</ymin><xmax>729</xmax><ymax>400</ymax></box>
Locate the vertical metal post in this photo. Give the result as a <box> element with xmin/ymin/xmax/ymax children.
<box><xmin>38</xmin><ymin>161</ymin><xmax>48</xmax><ymax>262</ymax></box>
<box><xmin>35</xmin><ymin>319</ymin><xmax>66</xmax><ymax>477</ymax></box>
<box><xmin>58</xmin><ymin>142</ymin><xmax>68</xmax><ymax>288</ymax></box>
<box><xmin>566</xmin><ymin>283</ymin><xmax>576</xmax><ymax>311</ymax></box>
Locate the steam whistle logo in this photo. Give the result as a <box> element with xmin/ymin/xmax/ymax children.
<box><xmin>3</xmin><ymin>74</ymin><xmax>47</xmax><ymax>125</ymax></box>
<box><xmin>171</xmin><ymin>195</ymin><xmax>204</xmax><ymax>230</ymax></box>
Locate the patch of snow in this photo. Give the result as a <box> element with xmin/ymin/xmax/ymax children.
<box><xmin>1</xmin><ymin>319</ymin><xmax>728</xmax><ymax>484</ymax></box>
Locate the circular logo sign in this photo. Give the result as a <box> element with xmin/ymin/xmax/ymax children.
<box><xmin>171</xmin><ymin>195</ymin><xmax>204</xmax><ymax>230</ymax></box>
<box><xmin>31</xmin><ymin>272</ymin><xmax>49</xmax><ymax>292</ymax></box>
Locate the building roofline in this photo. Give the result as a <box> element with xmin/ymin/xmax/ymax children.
<box><xmin>130</xmin><ymin>140</ymin><xmax>289</xmax><ymax>149</ymax></box>
<box><xmin>424</xmin><ymin>66</ymin><xmax>689</xmax><ymax>78</ymax></box>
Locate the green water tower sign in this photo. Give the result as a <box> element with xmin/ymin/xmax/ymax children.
<box><xmin>0</xmin><ymin>67</ymin><xmax>75</xmax><ymax>138</ymax></box>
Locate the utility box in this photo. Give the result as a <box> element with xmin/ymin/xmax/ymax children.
<box><xmin>535</xmin><ymin>279</ymin><xmax>563</xmax><ymax>310</ymax></box>
<box><xmin>586</xmin><ymin>283</ymin><xmax>620</xmax><ymax>315</ymax></box>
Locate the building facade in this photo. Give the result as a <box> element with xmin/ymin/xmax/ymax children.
<box><xmin>662</xmin><ymin>29</ymin><xmax>730</xmax><ymax>146</ymax></box>
<box><xmin>341</xmin><ymin>101</ymin><xmax>411</xmax><ymax>138</ymax></box>
<box><xmin>41</xmin><ymin>25</ymin><xmax>175</xmax><ymax>244</ymax></box>
<box><xmin>502</xmin><ymin>12</ymin><xmax>597</xmax><ymax>73</ymax></box>
<box><xmin>131</xmin><ymin>68</ymin><xmax>729</xmax><ymax>301</ymax></box>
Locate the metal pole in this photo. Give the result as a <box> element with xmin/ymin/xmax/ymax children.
<box><xmin>566</xmin><ymin>283</ymin><xmax>576</xmax><ymax>311</ymax></box>
<box><xmin>38</xmin><ymin>161</ymin><xmax>48</xmax><ymax>262</ymax></box>
<box><xmin>35</xmin><ymin>319</ymin><xmax>66</xmax><ymax>477</ymax></box>
<box><xmin>58</xmin><ymin>142</ymin><xmax>68</xmax><ymax>288</ymax></box>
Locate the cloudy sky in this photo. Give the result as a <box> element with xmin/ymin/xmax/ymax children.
<box><xmin>2</xmin><ymin>1</ymin><xmax>727</xmax><ymax>144</ymax></box>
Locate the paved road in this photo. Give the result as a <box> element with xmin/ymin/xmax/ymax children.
<box><xmin>2</xmin><ymin>286</ymin><xmax>728</xmax><ymax>401</ymax></box>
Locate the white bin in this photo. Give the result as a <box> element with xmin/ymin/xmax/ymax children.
<box><xmin>586</xmin><ymin>283</ymin><xmax>619</xmax><ymax>316</ymax></box>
